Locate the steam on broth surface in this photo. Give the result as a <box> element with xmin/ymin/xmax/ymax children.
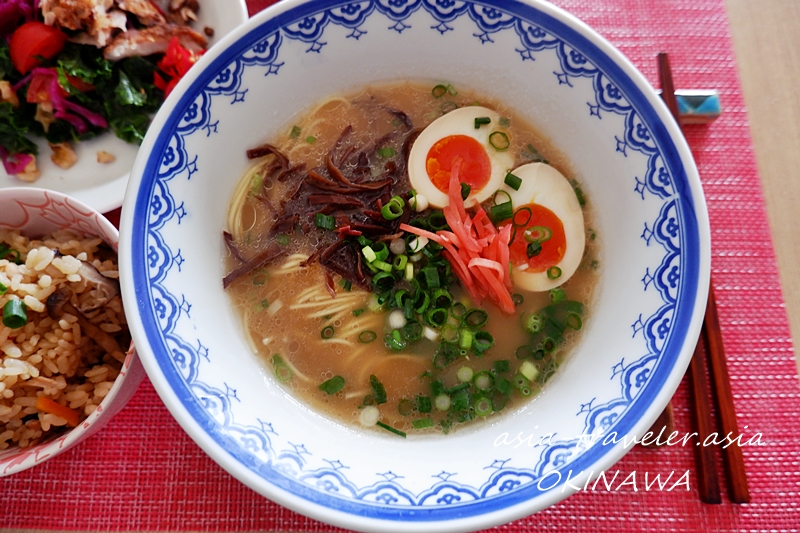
<box><xmin>224</xmin><ymin>82</ymin><xmax>598</xmax><ymax>436</ymax></box>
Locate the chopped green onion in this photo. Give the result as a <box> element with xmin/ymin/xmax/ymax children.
<box><xmin>359</xmin><ymin>330</ymin><xmax>377</xmax><ymax>343</ymax></box>
<box><xmin>524</xmin><ymin>225</ymin><xmax>553</xmax><ymax>243</ymax></box>
<box><xmin>495</xmin><ymin>375</ymin><xmax>513</xmax><ymax>396</ymax></box>
<box><xmin>321</xmin><ymin>326</ymin><xmax>335</xmax><ymax>339</ymax></box>
<box><xmin>252</xmin><ymin>269</ymin><xmax>269</xmax><ymax>286</ymax></box>
<box><xmin>489</xmin><ymin>131</ymin><xmax>510</xmax><ymax>151</ymax></box>
<box><xmin>394</xmin><ymin>289</ymin><xmax>410</xmax><ymax>308</ymax></box>
<box><xmin>413</xmin><ymin>290</ymin><xmax>430</xmax><ymax>314</ymax></box>
<box><xmin>393</xmin><ymin>254</ymin><xmax>408</xmax><ymax>271</ymax></box>
<box><xmin>412</xmin><ymin>418</ymin><xmax>434</xmax><ymax>429</ymax></box>
<box><xmin>489</xmin><ymin>202</ymin><xmax>513</xmax><ymax>224</ymax></box>
<box><xmin>491</xmin><ymin>391</ymin><xmax>508</xmax><ymax>412</ymax></box>
<box><xmin>402</xmin><ymin>320</ymin><xmax>423</xmax><ymax>342</ymax></box>
<box><xmin>318</xmin><ymin>375</ymin><xmax>345</xmax><ymax>395</ymax></box>
<box><xmin>385</xmin><ymin>330</ymin><xmax>407</xmax><ymax>351</ymax></box>
<box><xmin>441</xmin><ymin>101</ymin><xmax>458</xmax><ymax>114</ymax></box>
<box><xmin>459</xmin><ymin>329</ymin><xmax>474</xmax><ymax>350</ymax></box>
<box><xmin>376</xmin><ymin>421</ymin><xmax>406</xmax><ymax>438</ymax></box>
<box><xmin>276</xmin><ymin>234</ymin><xmax>290</xmax><ymax>246</ymax></box>
<box><xmin>520</xmin><ymin>386</ymin><xmax>532</xmax><ymax>397</ymax></box>
<box><xmin>417</xmin><ymin>395</ymin><xmax>432</xmax><ymax>413</ymax></box>
<box><xmin>370</xmin><ymin>374</ymin><xmax>388</xmax><ymax>404</ymax></box>
<box><xmin>0</xmin><ymin>283</ymin><xmax>6</xmax><ymax>295</ymax></box>
<box><xmin>432</xmin><ymin>84</ymin><xmax>448</xmax><ymax>98</ymax></box>
<box><xmin>473</xmin><ymin>370</ymin><xmax>494</xmax><ymax>391</ymax></box>
<box><xmin>305</xmin><ymin>135</ymin><xmax>316</xmax><ymax>144</ymax></box>
<box><xmin>441</xmin><ymin>324</ymin><xmax>459</xmax><ymax>344</ymax></box>
<box><xmin>504</xmin><ymin>172</ymin><xmax>522</xmax><ymax>190</ymax></box>
<box><xmin>473</xmin><ymin>331</ymin><xmax>494</xmax><ymax>354</ymax></box>
<box><xmin>315</xmin><ymin>212</ymin><xmax>335</xmax><ymax>230</ymax></box>
<box><xmin>451</xmin><ymin>389</ymin><xmax>470</xmax><ymax>412</ymax></box>
<box><xmin>547</xmin><ymin>266</ymin><xmax>562</xmax><ymax>280</ymax></box>
<box><xmin>450</xmin><ymin>302</ymin><xmax>467</xmax><ymax>320</ymax></box>
<box><xmin>434</xmin><ymin>394</ymin><xmax>451</xmax><ymax>411</ymax></box>
<box><xmin>525</xmin><ymin>313</ymin><xmax>545</xmax><ymax>333</ymax></box>
<box><xmin>516</xmin><ymin>345</ymin><xmax>534</xmax><ymax>359</ymax></box>
<box><xmin>3</xmin><ymin>300</ymin><xmax>28</xmax><ymax>329</ymax></box>
<box><xmin>527</xmin><ymin>241</ymin><xmax>542</xmax><ymax>258</ymax></box>
<box><xmin>572</xmin><ymin>183</ymin><xmax>586</xmax><ymax>207</ymax></box>
<box><xmin>549</xmin><ymin>287</ymin><xmax>566</xmax><ymax>303</ymax></box>
<box><xmin>274</xmin><ymin>364</ymin><xmax>292</xmax><ymax>382</ymax></box>
<box><xmin>474</xmin><ymin>116</ymin><xmax>491</xmax><ymax>128</ymax></box>
<box><xmin>271</xmin><ymin>356</ymin><xmax>292</xmax><ymax>382</ymax></box>
<box><xmin>372</xmin><ymin>242</ymin><xmax>390</xmax><ymax>261</ymax></box>
<box><xmin>372</xmin><ymin>260</ymin><xmax>393</xmax><ymax>273</ymax></box>
<box><xmin>513</xmin><ymin>207</ymin><xmax>532</xmax><ymax>227</ymax></box>
<box><xmin>398</xmin><ymin>398</ymin><xmax>414</xmax><ymax>416</ymax></box>
<box><xmin>431</xmin><ymin>288</ymin><xmax>453</xmax><ymax>309</ymax></box>
<box><xmin>566</xmin><ymin>312</ymin><xmax>583</xmax><ymax>330</ymax></box>
<box><xmin>522</xmin><ymin>143</ymin><xmax>549</xmax><ymax>164</ymax></box>
<box><xmin>362</xmin><ymin>246</ymin><xmax>377</xmax><ymax>263</ymax></box>
<box><xmin>253</xmin><ymin>298</ymin><xmax>270</xmax><ymax>311</ymax></box>
<box><xmin>493</xmin><ymin>189</ymin><xmax>512</xmax><ymax>206</ymax></box>
<box><xmin>493</xmin><ymin>360</ymin><xmax>510</xmax><ymax>373</ymax></box>
<box><xmin>456</xmin><ymin>366</ymin><xmax>474</xmax><ymax>383</ymax></box>
<box><xmin>420</xmin><ymin>266</ymin><xmax>440</xmax><ymax>289</ymax></box>
<box><xmin>426</xmin><ymin>307</ymin><xmax>449</xmax><ymax>328</ymax></box>
<box><xmin>357</xmin><ymin>235</ymin><xmax>372</xmax><ymax>247</ymax></box>
<box><xmin>404</xmin><ymin>263</ymin><xmax>414</xmax><ymax>282</ymax></box>
<box><xmin>519</xmin><ymin>360</ymin><xmax>540</xmax><ymax>382</ymax></box>
<box><xmin>427</xmin><ymin>211</ymin><xmax>448</xmax><ymax>231</ymax></box>
<box><xmin>290</xmin><ymin>125</ymin><xmax>302</xmax><ymax>139</ymax></box>
<box><xmin>513</xmin><ymin>373</ymin><xmax>530</xmax><ymax>390</ymax></box>
<box><xmin>464</xmin><ymin>308</ymin><xmax>488</xmax><ymax>328</ymax></box>
<box><xmin>377</xmin><ymin>147</ymin><xmax>396</xmax><ymax>158</ymax></box>
<box><xmin>474</xmin><ymin>396</ymin><xmax>492</xmax><ymax>417</ymax></box>
<box><xmin>372</xmin><ymin>272</ymin><xmax>395</xmax><ymax>293</ymax></box>
<box><xmin>339</xmin><ymin>279</ymin><xmax>352</xmax><ymax>291</ymax></box>
<box><xmin>353</xmin><ymin>308</ymin><xmax>365</xmax><ymax>317</ymax></box>
<box><xmin>381</xmin><ymin>200</ymin><xmax>404</xmax><ymax>220</ymax></box>
<box><xmin>460</xmin><ymin>182</ymin><xmax>471</xmax><ymax>200</ymax></box>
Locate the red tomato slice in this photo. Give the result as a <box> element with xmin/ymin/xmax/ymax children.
<box><xmin>9</xmin><ymin>21</ymin><xmax>67</xmax><ymax>74</ymax></box>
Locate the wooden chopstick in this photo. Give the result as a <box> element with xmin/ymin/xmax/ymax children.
<box><xmin>687</xmin><ymin>334</ymin><xmax>722</xmax><ymax>503</ymax></box>
<box><xmin>658</xmin><ymin>52</ymin><xmax>750</xmax><ymax>504</ymax></box>
<box><xmin>704</xmin><ymin>284</ymin><xmax>751</xmax><ymax>503</ymax></box>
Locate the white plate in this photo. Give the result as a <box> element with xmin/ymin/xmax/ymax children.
<box><xmin>0</xmin><ymin>0</ymin><xmax>249</xmax><ymax>214</ymax></box>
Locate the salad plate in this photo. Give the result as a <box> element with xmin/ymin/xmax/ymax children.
<box><xmin>0</xmin><ymin>0</ymin><xmax>249</xmax><ymax>214</ymax></box>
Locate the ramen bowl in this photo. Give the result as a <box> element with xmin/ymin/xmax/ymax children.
<box><xmin>119</xmin><ymin>0</ymin><xmax>710</xmax><ymax>531</ymax></box>
<box><xmin>0</xmin><ymin>188</ymin><xmax>144</xmax><ymax>476</ymax></box>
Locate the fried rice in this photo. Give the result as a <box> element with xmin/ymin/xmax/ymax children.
<box><xmin>0</xmin><ymin>229</ymin><xmax>129</xmax><ymax>450</ymax></box>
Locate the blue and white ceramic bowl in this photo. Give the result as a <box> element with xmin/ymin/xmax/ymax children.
<box><xmin>119</xmin><ymin>0</ymin><xmax>710</xmax><ymax>530</ymax></box>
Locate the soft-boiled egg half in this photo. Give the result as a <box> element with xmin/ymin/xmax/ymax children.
<box><xmin>500</xmin><ymin>162</ymin><xmax>585</xmax><ymax>292</ymax></box>
<box><xmin>408</xmin><ymin>106</ymin><xmax>515</xmax><ymax>208</ymax></box>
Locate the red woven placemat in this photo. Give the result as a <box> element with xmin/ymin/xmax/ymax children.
<box><xmin>2</xmin><ymin>0</ymin><xmax>799</xmax><ymax>531</ymax></box>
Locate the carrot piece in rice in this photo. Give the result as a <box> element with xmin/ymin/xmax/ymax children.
<box><xmin>35</xmin><ymin>397</ymin><xmax>79</xmax><ymax>428</ymax></box>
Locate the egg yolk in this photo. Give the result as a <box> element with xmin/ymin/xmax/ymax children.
<box><xmin>426</xmin><ymin>135</ymin><xmax>492</xmax><ymax>194</ymax></box>
<box><xmin>508</xmin><ymin>203</ymin><xmax>567</xmax><ymax>272</ymax></box>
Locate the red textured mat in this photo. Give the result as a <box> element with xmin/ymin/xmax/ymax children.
<box><xmin>2</xmin><ymin>0</ymin><xmax>799</xmax><ymax>531</ymax></box>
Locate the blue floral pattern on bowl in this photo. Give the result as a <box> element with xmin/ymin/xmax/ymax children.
<box><xmin>122</xmin><ymin>0</ymin><xmax>708</xmax><ymax>528</ymax></box>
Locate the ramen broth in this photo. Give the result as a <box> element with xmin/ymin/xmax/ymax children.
<box><xmin>225</xmin><ymin>82</ymin><xmax>598</xmax><ymax>435</ymax></box>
